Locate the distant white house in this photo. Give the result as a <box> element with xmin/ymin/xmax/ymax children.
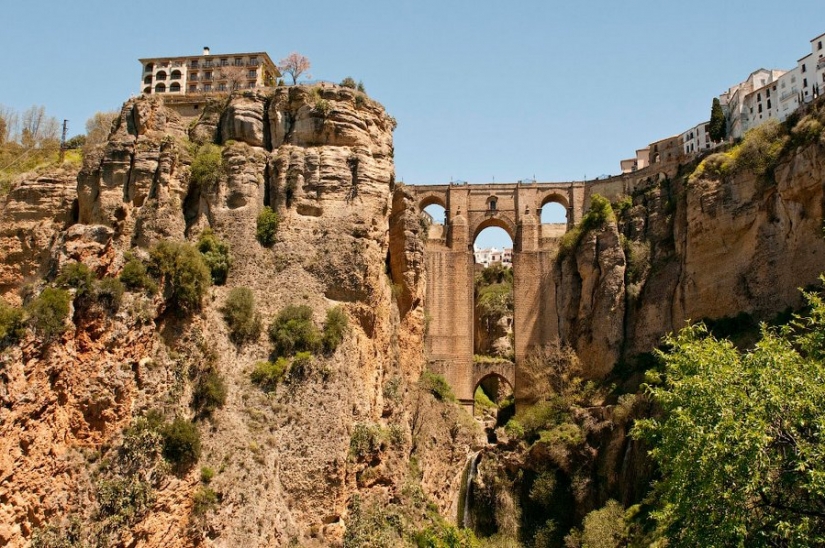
<box><xmin>474</xmin><ymin>246</ymin><xmax>513</xmax><ymax>268</ymax></box>
<box><xmin>620</xmin><ymin>30</ymin><xmax>824</xmax><ymax>172</ymax></box>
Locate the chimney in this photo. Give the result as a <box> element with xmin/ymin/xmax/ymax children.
<box><xmin>203</xmin><ymin>47</ymin><xmax>210</xmax><ymax>56</ymax></box>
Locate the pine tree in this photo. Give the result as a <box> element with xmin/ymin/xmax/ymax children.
<box><xmin>709</xmin><ymin>97</ymin><xmax>726</xmax><ymax>143</ymax></box>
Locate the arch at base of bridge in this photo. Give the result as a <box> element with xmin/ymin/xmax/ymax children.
<box><xmin>472</xmin><ymin>360</ymin><xmax>516</xmax><ymax>398</ymax></box>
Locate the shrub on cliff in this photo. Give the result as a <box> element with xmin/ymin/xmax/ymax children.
<box><xmin>251</xmin><ymin>358</ymin><xmax>289</xmax><ymax>391</ymax></box>
<box><xmin>56</xmin><ymin>261</ymin><xmax>95</xmax><ymax>300</ymax></box>
<box><xmin>0</xmin><ymin>298</ymin><xmax>25</xmax><ymax>347</ymax></box>
<box><xmin>322</xmin><ymin>306</ymin><xmax>348</xmax><ymax>353</ymax></box>
<box><xmin>419</xmin><ymin>371</ymin><xmax>456</xmax><ymax>402</ymax></box>
<box><xmin>268</xmin><ymin>304</ymin><xmax>321</xmax><ymax>356</ymax></box>
<box><xmin>192</xmin><ymin>367</ymin><xmax>227</xmax><ymax>419</ymax></box>
<box><xmin>340</xmin><ymin>77</ymin><xmax>357</xmax><ymax>89</ymax></box>
<box><xmin>189</xmin><ymin>144</ymin><xmax>224</xmax><ymax>189</ymax></box>
<box><xmin>557</xmin><ymin>194</ymin><xmax>614</xmax><ymax>259</ymax></box>
<box><xmin>197</xmin><ymin>229</ymin><xmax>231</xmax><ymax>285</ymax></box>
<box><xmin>161</xmin><ymin>418</ymin><xmax>201</xmax><ymax>472</ymax></box>
<box><xmin>95</xmin><ymin>276</ymin><xmax>125</xmax><ymax>313</ymax></box>
<box><xmin>26</xmin><ymin>287</ymin><xmax>71</xmax><ymax>341</ymax></box>
<box><xmin>149</xmin><ymin>241</ymin><xmax>211</xmax><ymax>313</ymax></box>
<box><xmin>119</xmin><ymin>255</ymin><xmax>157</xmax><ymax>294</ymax></box>
<box><xmin>256</xmin><ymin>206</ymin><xmax>279</xmax><ymax>247</ymax></box>
<box><xmin>221</xmin><ymin>287</ymin><xmax>261</xmax><ymax>344</ymax></box>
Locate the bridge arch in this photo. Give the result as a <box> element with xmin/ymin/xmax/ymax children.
<box><xmin>418</xmin><ymin>192</ymin><xmax>447</xmax><ymax>211</ymax></box>
<box><xmin>471</xmin><ymin>214</ymin><xmax>517</xmax><ymax>247</ymax></box>
<box><xmin>473</xmin><ymin>365</ymin><xmax>515</xmax><ymax>404</ymax></box>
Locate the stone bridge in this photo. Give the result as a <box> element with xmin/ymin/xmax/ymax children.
<box><xmin>411</xmin><ymin>181</ymin><xmax>587</xmax><ymax>409</ymax></box>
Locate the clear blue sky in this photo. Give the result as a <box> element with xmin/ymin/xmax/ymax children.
<box><xmin>1</xmin><ymin>1</ymin><xmax>822</xmax><ymax>248</ymax></box>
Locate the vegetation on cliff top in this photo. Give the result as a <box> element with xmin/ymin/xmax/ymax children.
<box><xmin>690</xmin><ymin>99</ymin><xmax>825</xmax><ymax>184</ymax></box>
<box><xmin>557</xmin><ymin>193</ymin><xmax>615</xmax><ymax>259</ymax></box>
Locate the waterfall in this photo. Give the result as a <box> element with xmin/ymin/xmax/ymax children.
<box><xmin>458</xmin><ymin>451</ymin><xmax>482</xmax><ymax>529</ymax></box>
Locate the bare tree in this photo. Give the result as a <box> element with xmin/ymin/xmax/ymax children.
<box><xmin>277</xmin><ymin>52</ymin><xmax>311</xmax><ymax>85</ymax></box>
<box><xmin>0</xmin><ymin>105</ymin><xmax>20</xmax><ymax>144</ymax></box>
<box><xmin>219</xmin><ymin>65</ymin><xmax>248</xmax><ymax>91</ymax></box>
<box><xmin>21</xmin><ymin>106</ymin><xmax>59</xmax><ymax>145</ymax></box>
<box><xmin>85</xmin><ymin>111</ymin><xmax>119</xmax><ymax>148</ymax></box>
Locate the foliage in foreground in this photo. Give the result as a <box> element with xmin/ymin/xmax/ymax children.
<box><xmin>633</xmin><ymin>284</ymin><xmax>825</xmax><ymax>546</ymax></box>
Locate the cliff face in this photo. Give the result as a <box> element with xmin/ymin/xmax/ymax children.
<box><xmin>0</xmin><ymin>88</ymin><xmax>480</xmax><ymax>547</ymax></box>
<box><xmin>557</xmin><ymin>139</ymin><xmax>825</xmax><ymax>371</ymax></box>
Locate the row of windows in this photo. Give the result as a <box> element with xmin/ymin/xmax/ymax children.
<box><xmin>144</xmin><ymin>58</ymin><xmax>260</xmax><ymax>73</ymax></box>
<box><xmin>142</xmin><ymin>81</ymin><xmax>261</xmax><ymax>94</ymax></box>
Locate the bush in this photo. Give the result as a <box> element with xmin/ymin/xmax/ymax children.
<box><xmin>268</xmin><ymin>304</ymin><xmax>321</xmax><ymax>357</ymax></box>
<box><xmin>26</xmin><ymin>287</ymin><xmax>71</xmax><ymax>341</ymax></box>
<box><xmin>55</xmin><ymin>261</ymin><xmax>95</xmax><ymax>299</ymax></box>
<box><xmin>289</xmin><ymin>351</ymin><xmax>314</xmax><ymax>380</ymax></box>
<box><xmin>557</xmin><ymin>194</ymin><xmax>614</xmax><ymax>259</ymax></box>
<box><xmin>95</xmin><ymin>276</ymin><xmax>124</xmax><ymax>313</ymax></box>
<box><xmin>96</xmin><ymin>476</ymin><xmax>153</xmax><ymax>525</ymax></box>
<box><xmin>200</xmin><ymin>466</ymin><xmax>215</xmax><ymax>483</ymax></box>
<box><xmin>192</xmin><ymin>486</ymin><xmax>218</xmax><ymax>516</ymax></box>
<box><xmin>322</xmin><ymin>306</ymin><xmax>348</xmax><ymax>353</ymax></box>
<box><xmin>340</xmin><ymin>76</ymin><xmax>357</xmax><ymax>89</ymax></box>
<box><xmin>0</xmin><ymin>298</ymin><xmax>25</xmax><ymax>347</ymax></box>
<box><xmin>197</xmin><ymin>229</ymin><xmax>231</xmax><ymax>285</ymax></box>
<box><xmin>192</xmin><ymin>367</ymin><xmax>227</xmax><ymax>418</ymax></box>
<box><xmin>149</xmin><ymin>241</ymin><xmax>211</xmax><ymax>313</ymax></box>
<box><xmin>256</xmin><ymin>206</ymin><xmax>280</xmax><ymax>247</ymax></box>
<box><xmin>189</xmin><ymin>144</ymin><xmax>224</xmax><ymax>189</ymax></box>
<box><xmin>160</xmin><ymin>418</ymin><xmax>201</xmax><ymax>472</ymax></box>
<box><xmin>349</xmin><ymin>422</ymin><xmax>388</xmax><ymax>458</ymax></box>
<box><xmin>419</xmin><ymin>370</ymin><xmax>456</xmax><ymax>402</ymax></box>
<box><xmin>250</xmin><ymin>358</ymin><xmax>289</xmax><ymax>391</ymax></box>
<box><xmin>119</xmin><ymin>256</ymin><xmax>157</xmax><ymax>294</ymax></box>
<box><xmin>221</xmin><ymin>287</ymin><xmax>261</xmax><ymax>344</ymax></box>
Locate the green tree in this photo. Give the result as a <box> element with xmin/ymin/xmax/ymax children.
<box><xmin>189</xmin><ymin>144</ymin><xmax>224</xmax><ymax>189</ymax></box>
<box><xmin>709</xmin><ymin>97</ymin><xmax>726</xmax><ymax>143</ymax></box>
<box><xmin>0</xmin><ymin>297</ymin><xmax>25</xmax><ymax>347</ymax></box>
<box><xmin>633</xmin><ymin>287</ymin><xmax>825</xmax><ymax>546</ymax></box>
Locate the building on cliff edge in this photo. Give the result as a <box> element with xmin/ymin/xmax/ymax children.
<box><xmin>620</xmin><ymin>30</ymin><xmax>825</xmax><ymax>173</ymax></box>
<box><xmin>139</xmin><ymin>47</ymin><xmax>280</xmax><ymax>95</ymax></box>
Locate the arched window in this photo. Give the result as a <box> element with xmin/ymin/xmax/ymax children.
<box><xmin>156</xmin><ymin>71</ymin><xmax>167</xmax><ymax>81</ymax></box>
<box><xmin>170</xmin><ymin>82</ymin><xmax>181</xmax><ymax>93</ymax></box>
<box><xmin>144</xmin><ymin>63</ymin><xmax>154</xmax><ymax>73</ymax></box>
<box><xmin>171</xmin><ymin>70</ymin><xmax>182</xmax><ymax>80</ymax></box>
<box><xmin>143</xmin><ymin>86</ymin><xmax>151</xmax><ymax>95</ymax></box>
<box><xmin>143</xmin><ymin>75</ymin><xmax>152</xmax><ymax>85</ymax></box>
<box><xmin>154</xmin><ymin>83</ymin><xmax>166</xmax><ymax>93</ymax></box>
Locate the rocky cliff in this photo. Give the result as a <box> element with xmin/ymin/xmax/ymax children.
<box><xmin>0</xmin><ymin>87</ymin><xmax>482</xmax><ymax>547</ymax></box>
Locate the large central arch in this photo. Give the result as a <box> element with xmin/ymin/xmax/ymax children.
<box><xmin>411</xmin><ymin>181</ymin><xmax>586</xmax><ymax>409</ymax></box>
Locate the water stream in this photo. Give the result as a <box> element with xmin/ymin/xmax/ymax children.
<box><xmin>458</xmin><ymin>451</ymin><xmax>482</xmax><ymax>529</ymax></box>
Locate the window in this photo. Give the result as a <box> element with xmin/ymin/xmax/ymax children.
<box><xmin>171</xmin><ymin>70</ymin><xmax>182</xmax><ymax>80</ymax></box>
<box><xmin>234</xmin><ymin>58</ymin><xmax>243</xmax><ymax>66</ymax></box>
<box><xmin>757</xmin><ymin>92</ymin><xmax>761</xmax><ymax>101</ymax></box>
<box><xmin>218</xmin><ymin>83</ymin><xmax>227</xmax><ymax>91</ymax></box>
<box><xmin>170</xmin><ymin>82</ymin><xmax>181</xmax><ymax>92</ymax></box>
<box><xmin>489</xmin><ymin>199</ymin><xmax>497</xmax><ymax>211</ymax></box>
<box><xmin>156</xmin><ymin>71</ymin><xmax>167</xmax><ymax>81</ymax></box>
<box><xmin>204</xmin><ymin>71</ymin><xmax>212</xmax><ymax>80</ymax></box>
<box><xmin>248</xmin><ymin>70</ymin><xmax>257</xmax><ymax>79</ymax></box>
<box><xmin>155</xmin><ymin>83</ymin><xmax>166</xmax><ymax>93</ymax></box>
<box><xmin>802</xmin><ymin>64</ymin><xmax>807</xmax><ymax>73</ymax></box>
<box><xmin>189</xmin><ymin>73</ymin><xmax>198</xmax><ymax>81</ymax></box>
<box><xmin>767</xmin><ymin>99</ymin><xmax>771</xmax><ymax>109</ymax></box>
<box><xmin>189</xmin><ymin>85</ymin><xmax>197</xmax><ymax>93</ymax></box>
<box><xmin>804</xmin><ymin>78</ymin><xmax>808</xmax><ymax>88</ymax></box>
<box><xmin>190</xmin><ymin>60</ymin><xmax>199</xmax><ymax>68</ymax></box>
<box><xmin>249</xmin><ymin>57</ymin><xmax>259</xmax><ymax>66</ymax></box>
<box><xmin>144</xmin><ymin>63</ymin><xmax>154</xmax><ymax>73</ymax></box>
<box><xmin>143</xmin><ymin>75</ymin><xmax>152</xmax><ymax>84</ymax></box>
<box><xmin>203</xmin><ymin>84</ymin><xmax>212</xmax><ymax>92</ymax></box>
<box><xmin>819</xmin><ymin>41</ymin><xmax>822</xmax><ymax>50</ymax></box>
<box><xmin>766</xmin><ymin>88</ymin><xmax>770</xmax><ymax>98</ymax></box>
<box><xmin>247</xmin><ymin>82</ymin><xmax>256</xmax><ymax>89</ymax></box>
<box><xmin>758</xmin><ymin>104</ymin><xmax>763</xmax><ymax>113</ymax></box>
<box><xmin>143</xmin><ymin>86</ymin><xmax>151</xmax><ymax>94</ymax></box>
<box><xmin>220</xmin><ymin>58</ymin><xmax>228</xmax><ymax>66</ymax></box>
<box><xmin>204</xmin><ymin>60</ymin><xmax>213</xmax><ymax>68</ymax></box>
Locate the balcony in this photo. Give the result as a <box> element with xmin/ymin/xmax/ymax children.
<box><xmin>203</xmin><ymin>61</ymin><xmax>214</xmax><ymax>68</ymax></box>
<box><xmin>248</xmin><ymin>60</ymin><xmax>259</xmax><ymax>66</ymax></box>
<box><xmin>190</xmin><ymin>62</ymin><xmax>199</xmax><ymax>69</ymax></box>
<box><xmin>189</xmin><ymin>75</ymin><xmax>198</xmax><ymax>81</ymax></box>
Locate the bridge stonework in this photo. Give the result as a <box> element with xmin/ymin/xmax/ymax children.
<box><xmin>412</xmin><ymin>181</ymin><xmax>587</xmax><ymax>408</ymax></box>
